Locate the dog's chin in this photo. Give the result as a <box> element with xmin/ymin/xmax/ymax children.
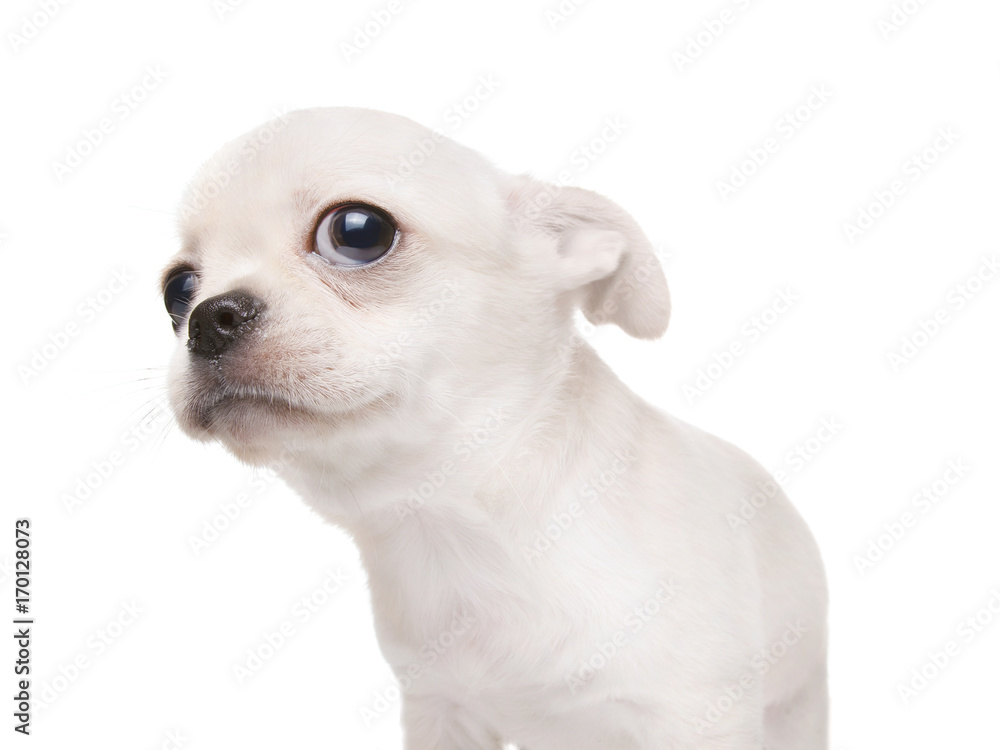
<box><xmin>172</xmin><ymin>380</ymin><xmax>404</xmax><ymax>467</ymax></box>
<box><xmin>176</xmin><ymin>391</ymin><xmax>325</xmax><ymax>466</ymax></box>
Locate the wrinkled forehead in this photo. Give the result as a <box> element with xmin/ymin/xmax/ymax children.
<box><xmin>175</xmin><ymin>107</ymin><xmax>504</xmax><ymax>264</ymax></box>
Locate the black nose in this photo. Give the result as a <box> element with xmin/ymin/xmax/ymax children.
<box><xmin>187</xmin><ymin>290</ymin><xmax>263</xmax><ymax>357</ymax></box>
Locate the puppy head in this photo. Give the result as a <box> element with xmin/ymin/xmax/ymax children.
<box><xmin>162</xmin><ymin>107</ymin><xmax>669</xmax><ymax>468</ymax></box>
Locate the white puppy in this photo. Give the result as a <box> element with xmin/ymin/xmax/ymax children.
<box><xmin>163</xmin><ymin>107</ymin><xmax>827</xmax><ymax>749</ymax></box>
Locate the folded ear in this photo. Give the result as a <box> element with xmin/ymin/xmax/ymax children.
<box><xmin>507</xmin><ymin>175</ymin><xmax>670</xmax><ymax>339</ymax></box>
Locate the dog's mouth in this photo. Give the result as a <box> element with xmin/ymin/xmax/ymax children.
<box><xmin>178</xmin><ymin>383</ymin><xmax>323</xmax><ymax>444</ymax></box>
<box><xmin>172</xmin><ymin>357</ymin><xmax>402</xmax><ymax>458</ymax></box>
<box><xmin>193</xmin><ymin>388</ymin><xmax>315</xmax><ymax>427</ymax></box>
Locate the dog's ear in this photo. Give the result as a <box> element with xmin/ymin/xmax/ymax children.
<box><xmin>507</xmin><ymin>175</ymin><xmax>670</xmax><ymax>339</ymax></box>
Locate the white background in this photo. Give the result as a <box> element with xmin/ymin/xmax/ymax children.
<box><xmin>3</xmin><ymin>0</ymin><xmax>999</xmax><ymax>748</ymax></box>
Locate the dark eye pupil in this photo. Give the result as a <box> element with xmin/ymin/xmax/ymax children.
<box><xmin>337</xmin><ymin>210</ymin><xmax>380</xmax><ymax>247</ymax></box>
<box><xmin>164</xmin><ymin>271</ymin><xmax>197</xmax><ymax>332</ymax></box>
<box><xmin>330</xmin><ymin>207</ymin><xmax>395</xmax><ymax>262</ymax></box>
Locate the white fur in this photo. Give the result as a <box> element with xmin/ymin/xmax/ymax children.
<box><xmin>164</xmin><ymin>107</ymin><xmax>827</xmax><ymax>749</ymax></box>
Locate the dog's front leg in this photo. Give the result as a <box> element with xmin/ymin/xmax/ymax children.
<box><xmin>401</xmin><ymin>693</ymin><xmax>502</xmax><ymax>750</ymax></box>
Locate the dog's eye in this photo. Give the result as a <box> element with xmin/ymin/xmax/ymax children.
<box><xmin>314</xmin><ymin>203</ymin><xmax>397</xmax><ymax>266</ymax></box>
<box><xmin>163</xmin><ymin>269</ymin><xmax>198</xmax><ymax>333</ymax></box>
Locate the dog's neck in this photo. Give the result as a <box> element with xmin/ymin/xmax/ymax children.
<box><xmin>279</xmin><ymin>338</ymin><xmax>648</xmax><ymax>640</ymax></box>
<box><xmin>280</xmin><ymin>338</ymin><xmax>644</xmax><ymax>537</ymax></box>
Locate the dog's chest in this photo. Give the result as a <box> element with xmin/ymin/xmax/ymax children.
<box><xmin>374</xmin><ymin>571</ymin><xmax>567</xmax><ymax>684</ymax></box>
<box><xmin>384</xmin><ymin>619</ymin><xmax>592</xmax><ymax>737</ymax></box>
<box><xmin>368</xmin><ymin>542</ymin><xmax>648</xmax><ymax>711</ymax></box>
<box><xmin>362</xmin><ymin>487</ymin><xmax>673</xmax><ymax>706</ymax></box>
